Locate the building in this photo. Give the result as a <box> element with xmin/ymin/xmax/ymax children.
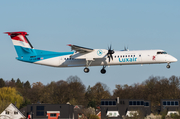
<box><xmin>27</xmin><ymin>104</ymin><xmax>74</xmax><ymax>119</ymax></box>
<box><xmin>74</xmin><ymin>105</ymin><xmax>87</xmax><ymax>119</ymax></box>
<box><xmin>0</xmin><ymin>103</ymin><xmax>26</xmax><ymax>119</ymax></box>
<box><xmin>161</xmin><ymin>99</ymin><xmax>180</xmax><ymax>116</ymax></box>
<box><xmin>100</xmin><ymin>97</ymin><xmax>151</xmax><ymax>119</ymax></box>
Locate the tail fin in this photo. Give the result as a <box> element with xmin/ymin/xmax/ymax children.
<box><xmin>4</xmin><ymin>31</ymin><xmax>36</xmax><ymax>58</ymax></box>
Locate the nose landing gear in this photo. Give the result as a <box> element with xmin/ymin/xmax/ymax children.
<box><xmin>166</xmin><ymin>65</ymin><xmax>170</xmax><ymax>69</ymax></box>
<box><xmin>166</xmin><ymin>63</ymin><xmax>170</xmax><ymax>69</ymax></box>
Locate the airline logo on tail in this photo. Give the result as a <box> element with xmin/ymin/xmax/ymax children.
<box><xmin>4</xmin><ymin>32</ymin><xmax>32</xmax><ymax>48</ymax></box>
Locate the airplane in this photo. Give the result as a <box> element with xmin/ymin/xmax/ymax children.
<box><xmin>5</xmin><ymin>31</ymin><xmax>177</xmax><ymax>74</ymax></box>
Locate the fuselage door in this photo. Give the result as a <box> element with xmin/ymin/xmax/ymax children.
<box><xmin>138</xmin><ymin>54</ymin><xmax>142</xmax><ymax>62</ymax></box>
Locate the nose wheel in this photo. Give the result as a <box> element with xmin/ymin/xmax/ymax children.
<box><xmin>100</xmin><ymin>66</ymin><xmax>106</xmax><ymax>74</ymax></box>
<box><xmin>166</xmin><ymin>64</ymin><xmax>170</xmax><ymax>69</ymax></box>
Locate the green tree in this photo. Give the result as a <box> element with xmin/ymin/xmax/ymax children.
<box><xmin>24</xmin><ymin>81</ymin><xmax>31</xmax><ymax>89</ymax></box>
<box><xmin>20</xmin><ymin>98</ymin><xmax>31</xmax><ymax>109</ymax></box>
<box><xmin>6</xmin><ymin>78</ymin><xmax>16</xmax><ymax>87</ymax></box>
<box><xmin>29</xmin><ymin>82</ymin><xmax>44</xmax><ymax>103</ymax></box>
<box><xmin>88</xmin><ymin>100</ymin><xmax>96</xmax><ymax>108</ymax></box>
<box><xmin>113</xmin><ymin>76</ymin><xmax>180</xmax><ymax>114</ymax></box>
<box><xmin>0</xmin><ymin>87</ymin><xmax>24</xmax><ymax>109</ymax></box>
<box><xmin>16</xmin><ymin>78</ymin><xmax>23</xmax><ymax>89</ymax></box>
<box><xmin>0</xmin><ymin>100</ymin><xmax>10</xmax><ymax>114</ymax></box>
<box><xmin>89</xmin><ymin>114</ymin><xmax>99</xmax><ymax>119</ymax></box>
<box><xmin>90</xmin><ymin>82</ymin><xmax>111</xmax><ymax>106</ymax></box>
<box><xmin>66</xmin><ymin>76</ymin><xmax>86</xmax><ymax>105</ymax></box>
<box><xmin>11</xmin><ymin>78</ymin><xmax>15</xmax><ymax>83</ymax></box>
<box><xmin>40</xmin><ymin>81</ymin><xmax>57</xmax><ymax>104</ymax></box>
<box><xmin>0</xmin><ymin>78</ymin><xmax>5</xmax><ymax>88</ymax></box>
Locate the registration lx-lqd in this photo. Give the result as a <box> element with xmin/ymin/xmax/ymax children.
<box><xmin>5</xmin><ymin>32</ymin><xmax>177</xmax><ymax>74</ymax></box>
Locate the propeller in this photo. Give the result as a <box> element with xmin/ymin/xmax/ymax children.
<box><xmin>124</xmin><ymin>46</ymin><xmax>129</xmax><ymax>51</ymax></box>
<box><xmin>107</xmin><ymin>45</ymin><xmax>115</xmax><ymax>62</ymax></box>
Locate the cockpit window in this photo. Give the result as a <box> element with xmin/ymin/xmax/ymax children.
<box><xmin>157</xmin><ymin>51</ymin><xmax>167</xmax><ymax>54</ymax></box>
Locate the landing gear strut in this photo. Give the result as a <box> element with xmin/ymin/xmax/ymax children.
<box><xmin>84</xmin><ymin>60</ymin><xmax>93</xmax><ymax>73</ymax></box>
<box><xmin>101</xmin><ymin>66</ymin><xmax>106</xmax><ymax>74</ymax></box>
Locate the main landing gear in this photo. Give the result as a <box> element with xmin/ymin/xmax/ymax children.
<box><xmin>84</xmin><ymin>67</ymin><xmax>90</xmax><ymax>73</ymax></box>
<box><xmin>84</xmin><ymin>64</ymin><xmax>107</xmax><ymax>74</ymax></box>
<box><xmin>100</xmin><ymin>66</ymin><xmax>106</xmax><ymax>74</ymax></box>
<box><xmin>84</xmin><ymin>60</ymin><xmax>92</xmax><ymax>73</ymax></box>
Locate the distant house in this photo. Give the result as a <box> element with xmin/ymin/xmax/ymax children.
<box><xmin>101</xmin><ymin>97</ymin><xmax>151</xmax><ymax>119</ymax></box>
<box><xmin>27</xmin><ymin>104</ymin><xmax>74</xmax><ymax>119</ymax></box>
<box><xmin>161</xmin><ymin>99</ymin><xmax>180</xmax><ymax>116</ymax></box>
<box><xmin>0</xmin><ymin>103</ymin><xmax>26</xmax><ymax>119</ymax></box>
<box><xmin>74</xmin><ymin>105</ymin><xmax>87</xmax><ymax>119</ymax></box>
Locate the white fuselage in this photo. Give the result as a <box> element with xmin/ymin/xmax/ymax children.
<box><xmin>34</xmin><ymin>49</ymin><xmax>177</xmax><ymax>67</ymax></box>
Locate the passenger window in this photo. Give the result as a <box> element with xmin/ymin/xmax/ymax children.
<box><xmin>139</xmin><ymin>55</ymin><xmax>141</xmax><ymax>57</ymax></box>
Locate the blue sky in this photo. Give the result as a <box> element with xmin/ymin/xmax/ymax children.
<box><xmin>1</xmin><ymin>1</ymin><xmax>180</xmax><ymax>93</ymax></box>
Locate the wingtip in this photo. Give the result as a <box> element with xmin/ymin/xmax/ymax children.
<box><xmin>67</xmin><ymin>44</ymin><xmax>72</xmax><ymax>46</ymax></box>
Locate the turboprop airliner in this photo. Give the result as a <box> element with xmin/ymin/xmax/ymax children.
<box><xmin>5</xmin><ymin>31</ymin><xmax>177</xmax><ymax>74</ymax></box>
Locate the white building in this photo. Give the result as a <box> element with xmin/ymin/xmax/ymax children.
<box><xmin>0</xmin><ymin>103</ymin><xmax>25</xmax><ymax>119</ymax></box>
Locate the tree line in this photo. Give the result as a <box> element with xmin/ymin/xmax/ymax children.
<box><xmin>0</xmin><ymin>75</ymin><xmax>180</xmax><ymax>114</ymax></box>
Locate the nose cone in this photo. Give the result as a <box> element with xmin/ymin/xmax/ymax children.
<box><xmin>171</xmin><ymin>56</ymin><xmax>178</xmax><ymax>62</ymax></box>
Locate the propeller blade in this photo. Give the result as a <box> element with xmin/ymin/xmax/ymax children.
<box><xmin>110</xmin><ymin>54</ymin><xmax>113</xmax><ymax>61</ymax></box>
<box><xmin>107</xmin><ymin>45</ymin><xmax>115</xmax><ymax>62</ymax></box>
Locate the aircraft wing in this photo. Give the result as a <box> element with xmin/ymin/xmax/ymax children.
<box><xmin>67</xmin><ymin>44</ymin><xmax>93</xmax><ymax>53</ymax></box>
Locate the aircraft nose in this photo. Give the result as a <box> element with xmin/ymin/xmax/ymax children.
<box><xmin>171</xmin><ymin>56</ymin><xmax>178</xmax><ymax>62</ymax></box>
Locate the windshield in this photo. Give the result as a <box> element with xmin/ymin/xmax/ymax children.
<box><xmin>157</xmin><ymin>51</ymin><xmax>167</xmax><ymax>54</ymax></box>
